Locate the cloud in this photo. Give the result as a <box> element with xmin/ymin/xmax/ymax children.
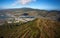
<box><xmin>12</xmin><ymin>0</ymin><xmax>36</xmax><ymax>6</ymax></box>
<box><xmin>12</xmin><ymin>1</ymin><xmax>18</xmax><ymax>6</ymax></box>
<box><xmin>19</xmin><ymin>0</ymin><xmax>36</xmax><ymax>5</ymax></box>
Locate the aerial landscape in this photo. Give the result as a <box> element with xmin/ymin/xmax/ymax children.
<box><xmin>0</xmin><ymin>0</ymin><xmax>60</xmax><ymax>38</ymax></box>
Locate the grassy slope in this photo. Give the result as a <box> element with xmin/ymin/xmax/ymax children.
<box><xmin>0</xmin><ymin>18</ymin><xmax>60</xmax><ymax>38</ymax></box>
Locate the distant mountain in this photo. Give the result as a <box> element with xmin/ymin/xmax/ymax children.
<box><xmin>0</xmin><ymin>8</ymin><xmax>60</xmax><ymax>21</ymax></box>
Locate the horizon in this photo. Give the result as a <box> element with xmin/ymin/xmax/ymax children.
<box><xmin>0</xmin><ymin>7</ymin><xmax>60</xmax><ymax>11</ymax></box>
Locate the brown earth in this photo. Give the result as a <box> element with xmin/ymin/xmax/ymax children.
<box><xmin>0</xmin><ymin>18</ymin><xmax>60</xmax><ymax>38</ymax></box>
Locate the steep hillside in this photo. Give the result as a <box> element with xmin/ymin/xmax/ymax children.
<box><xmin>0</xmin><ymin>18</ymin><xmax>60</xmax><ymax>38</ymax></box>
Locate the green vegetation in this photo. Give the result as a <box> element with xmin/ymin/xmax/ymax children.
<box><xmin>0</xmin><ymin>18</ymin><xmax>60</xmax><ymax>38</ymax></box>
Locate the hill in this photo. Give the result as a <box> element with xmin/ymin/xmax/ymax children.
<box><xmin>0</xmin><ymin>18</ymin><xmax>60</xmax><ymax>38</ymax></box>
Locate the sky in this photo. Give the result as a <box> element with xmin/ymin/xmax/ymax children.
<box><xmin>0</xmin><ymin>0</ymin><xmax>60</xmax><ymax>10</ymax></box>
